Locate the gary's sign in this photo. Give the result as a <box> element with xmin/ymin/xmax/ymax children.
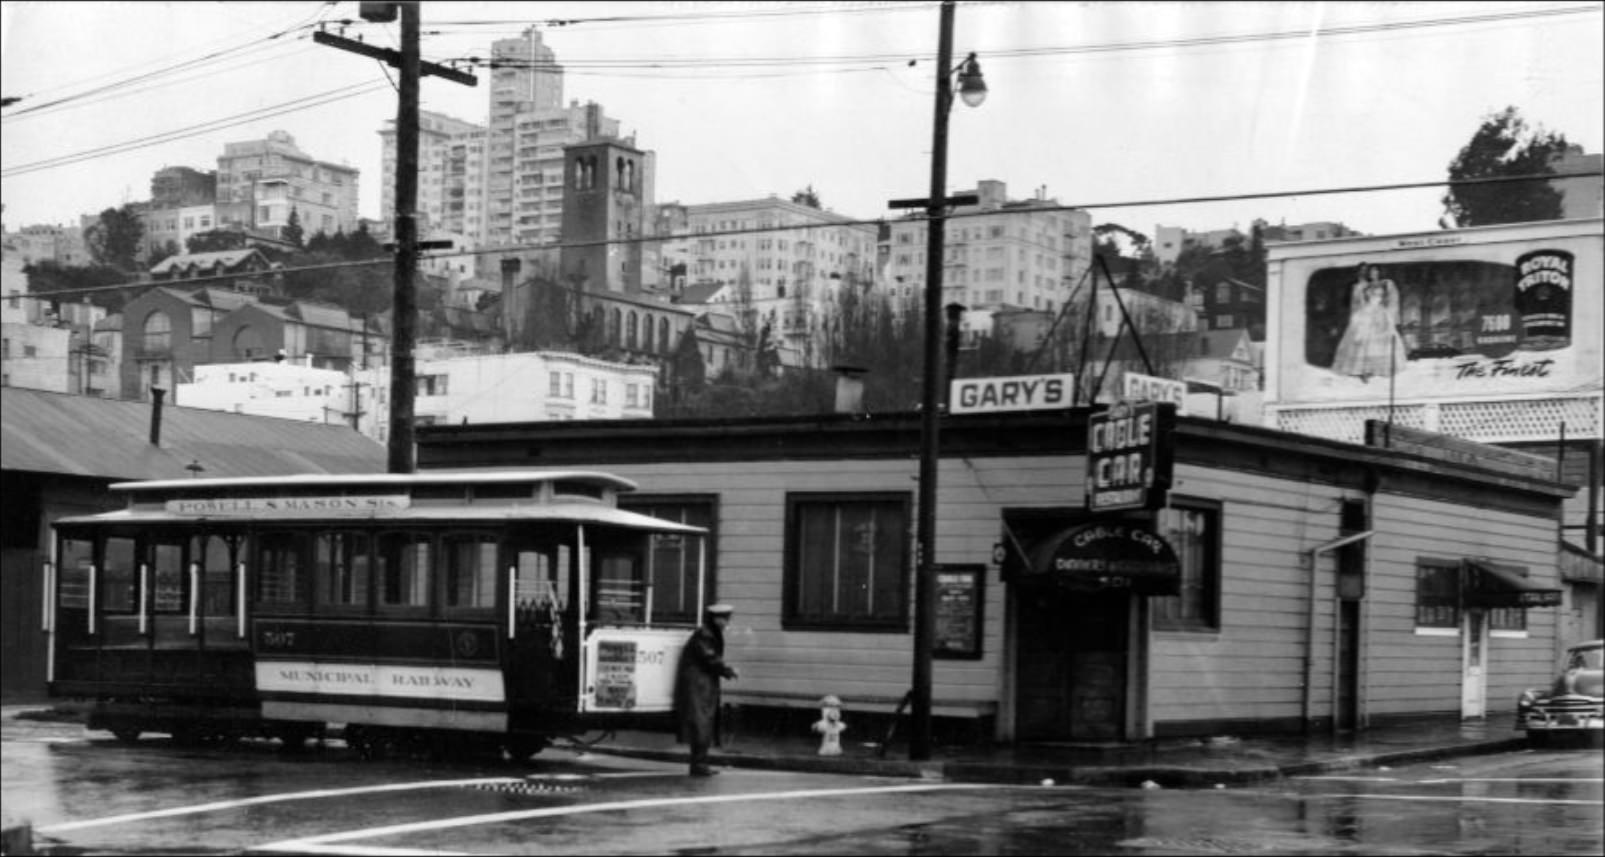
<box><xmin>1087</xmin><ymin>401</ymin><xmax>1175</xmax><ymax>512</ymax></box>
<box><xmin>950</xmin><ymin>373</ymin><xmax>1075</xmax><ymax>415</ymax></box>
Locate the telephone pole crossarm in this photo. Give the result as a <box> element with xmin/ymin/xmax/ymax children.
<box><xmin>312</xmin><ymin>30</ymin><xmax>478</xmax><ymax>86</ymax></box>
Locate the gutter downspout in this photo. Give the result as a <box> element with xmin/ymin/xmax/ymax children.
<box><xmin>1304</xmin><ymin>529</ymin><xmax>1374</xmax><ymax>735</ymax></box>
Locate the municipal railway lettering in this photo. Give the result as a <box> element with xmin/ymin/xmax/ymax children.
<box><xmin>392</xmin><ymin>673</ymin><xmax>475</xmax><ymax>689</ymax></box>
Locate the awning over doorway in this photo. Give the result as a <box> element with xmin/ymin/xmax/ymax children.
<box><xmin>1463</xmin><ymin>559</ymin><xmax>1563</xmax><ymax>608</ymax></box>
<box><xmin>1023</xmin><ymin>522</ymin><xmax>1181</xmax><ymax>595</ymax></box>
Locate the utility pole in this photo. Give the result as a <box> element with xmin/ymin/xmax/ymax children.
<box><xmin>315</xmin><ymin>2</ymin><xmax>475</xmax><ymax>472</ymax></box>
<box><xmin>885</xmin><ymin>0</ymin><xmax>986</xmax><ymax>761</ymax></box>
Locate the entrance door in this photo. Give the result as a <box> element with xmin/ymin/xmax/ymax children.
<box><xmin>1014</xmin><ymin>587</ymin><xmax>1129</xmax><ymax>742</ymax></box>
<box><xmin>1461</xmin><ymin>609</ymin><xmax>1487</xmax><ymax>719</ymax></box>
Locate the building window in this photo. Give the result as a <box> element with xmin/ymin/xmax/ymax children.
<box><xmin>1490</xmin><ymin>606</ymin><xmax>1527</xmax><ymax>632</ymax></box>
<box><xmin>417</xmin><ymin>374</ymin><xmax>448</xmax><ymax>396</ymax></box>
<box><xmin>1153</xmin><ymin>499</ymin><xmax>1221</xmax><ymax>631</ymax></box>
<box><xmin>1415</xmin><ymin>559</ymin><xmax>1461</xmax><ymax>628</ymax></box>
<box><xmin>591</xmin><ymin>378</ymin><xmax>607</xmax><ymax>405</ymax></box>
<box><xmin>783</xmin><ymin>492</ymin><xmax>911</xmax><ymax>631</ymax></box>
<box><xmin>617</xmin><ymin>496</ymin><xmax>718</xmax><ymax>625</ymax></box>
<box><xmin>549</xmin><ymin>371</ymin><xmax>563</xmax><ymax>397</ymax></box>
<box><xmin>142</xmin><ymin>311</ymin><xmax>172</xmax><ymax>352</ymax></box>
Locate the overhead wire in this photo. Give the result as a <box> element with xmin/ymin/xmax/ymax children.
<box><xmin>1</xmin><ymin>81</ymin><xmax>394</xmax><ymax>178</ymax></box>
<box><xmin>435</xmin><ymin>3</ymin><xmax>1601</xmax><ymax>72</ymax></box>
<box><xmin>23</xmin><ymin>170</ymin><xmax>1601</xmax><ymax>301</ymax></box>
<box><xmin>2</xmin><ymin>2</ymin><xmax>336</xmax><ymax>120</ymax></box>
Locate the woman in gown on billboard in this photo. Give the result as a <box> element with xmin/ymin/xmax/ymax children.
<box><xmin>1330</xmin><ymin>262</ymin><xmax>1409</xmax><ymax>381</ymax></box>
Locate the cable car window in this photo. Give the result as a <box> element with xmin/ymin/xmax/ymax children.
<box><xmin>593</xmin><ymin>553</ymin><xmax>644</xmax><ymax>624</ymax></box>
<box><xmin>194</xmin><ymin>535</ymin><xmax>236</xmax><ymax>618</ymax></box>
<box><xmin>316</xmin><ymin>531</ymin><xmax>371</xmax><ymax>610</ymax></box>
<box><xmin>256</xmin><ymin>531</ymin><xmax>308</xmax><ymax>606</ymax></box>
<box><xmin>618</xmin><ymin>496</ymin><xmax>718</xmax><ymax>624</ymax></box>
<box><xmin>444</xmin><ymin>533</ymin><xmax>497</xmax><ymax>609</ymax></box>
<box><xmin>553</xmin><ymin>480</ymin><xmax>605</xmax><ymax>500</ymax></box>
<box><xmin>378</xmin><ymin>531</ymin><xmax>432</xmax><ymax>609</ymax></box>
<box><xmin>103</xmin><ymin>537</ymin><xmax>138</xmax><ymax>613</ymax></box>
<box><xmin>151</xmin><ymin>542</ymin><xmax>186</xmax><ymax>613</ymax></box>
<box><xmin>59</xmin><ymin>538</ymin><xmax>93</xmax><ymax>610</ymax></box>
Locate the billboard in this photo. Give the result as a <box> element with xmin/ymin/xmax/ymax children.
<box><xmin>1269</xmin><ymin>221</ymin><xmax>1602</xmax><ymax>405</ymax></box>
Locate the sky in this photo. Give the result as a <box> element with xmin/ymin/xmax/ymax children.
<box><xmin>2</xmin><ymin>1</ymin><xmax>1601</xmax><ymax>243</ymax></box>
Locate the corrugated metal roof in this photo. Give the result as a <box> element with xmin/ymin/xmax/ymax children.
<box><xmin>2</xmin><ymin>387</ymin><xmax>387</xmax><ymax>481</ymax></box>
<box><xmin>148</xmin><ymin>248</ymin><xmax>264</xmax><ymax>276</ymax></box>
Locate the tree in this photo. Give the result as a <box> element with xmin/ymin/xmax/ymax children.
<box><xmin>148</xmin><ymin>239</ymin><xmax>181</xmax><ymax>269</ymax></box>
<box><xmin>345</xmin><ymin>222</ymin><xmax>385</xmax><ymax>259</ymax></box>
<box><xmin>791</xmin><ymin>185</ymin><xmax>822</xmax><ymax>209</ymax></box>
<box><xmin>186</xmin><ymin>228</ymin><xmax>248</xmax><ymax>254</ymax></box>
<box><xmin>1442</xmin><ymin>106</ymin><xmax>1569</xmax><ymax>227</ymax></box>
<box><xmin>283</xmin><ymin>207</ymin><xmax>304</xmax><ymax>249</ymax></box>
<box><xmin>83</xmin><ymin>204</ymin><xmax>145</xmax><ymax>272</ymax></box>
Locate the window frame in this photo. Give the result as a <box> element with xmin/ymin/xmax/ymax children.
<box><xmin>782</xmin><ymin>491</ymin><xmax>912</xmax><ymax>633</ymax></box>
<box><xmin>1414</xmin><ymin>558</ymin><xmax>1462</xmax><ymax>629</ymax></box>
<box><xmin>1150</xmin><ymin>496</ymin><xmax>1222</xmax><ymax>633</ymax></box>
<box><xmin>617</xmin><ymin>494</ymin><xmax>719</xmax><ymax>626</ymax></box>
<box><xmin>253</xmin><ymin>529</ymin><xmax>310</xmax><ymax>613</ymax></box>
<box><xmin>439</xmin><ymin>530</ymin><xmax>500</xmax><ymax>615</ymax></box>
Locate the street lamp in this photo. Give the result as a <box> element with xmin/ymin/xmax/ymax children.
<box><xmin>911</xmin><ymin>0</ymin><xmax>985</xmax><ymax>762</ymax></box>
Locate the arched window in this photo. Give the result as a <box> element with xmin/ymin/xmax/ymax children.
<box><xmin>616</xmin><ymin>157</ymin><xmax>625</xmax><ymax>187</ymax></box>
<box><xmin>573</xmin><ymin>159</ymin><xmax>584</xmax><ymax>190</ymax></box>
<box><xmin>642</xmin><ymin>314</ymin><xmax>655</xmax><ymax>352</ymax></box>
<box><xmin>658</xmin><ymin>318</ymin><xmax>670</xmax><ymax>353</ymax></box>
<box><xmin>626</xmin><ymin>311</ymin><xmax>638</xmax><ymax>350</ymax></box>
<box><xmin>142</xmin><ymin>311</ymin><xmax>172</xmax><ymax>352</ymax></box>
<box><xmin>610</xmin><ymin>308</ymin><xmax>622</xmax><ymax>344</ymax></box>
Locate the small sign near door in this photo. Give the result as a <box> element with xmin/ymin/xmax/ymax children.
<box><xmin>933</xmin><ymin>564</ymin><xmax>984</xmax><ymax>660</ymax></box>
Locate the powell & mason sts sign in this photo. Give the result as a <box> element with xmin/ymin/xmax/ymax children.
<box><xmin>1087</xmin><ymin>401</ymin><xmax>1175</xmax><ymax>512</ymax></box>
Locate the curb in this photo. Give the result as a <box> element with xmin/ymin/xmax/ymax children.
<box><xmin>588</xmin><ymin>736</ymin><xmax>1530</xmax><ymax>788</ymax></box>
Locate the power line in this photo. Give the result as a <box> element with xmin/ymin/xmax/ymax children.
<box><xmin>26</xmin><ymin>170</ymin><xmax>1600</xmax><ymax>301</ymax></box>
<box><xmin>444</xmin><ymin>3</ymin><xmax>1601</xmax><ymax>72</ymax></box>
<box><xmin>1</xmin><ymin>5</ymin><xmax>333</xmax><ymax>120</ymax></box>
<box><xmin>1</xmin><ymin>81</ymin><xmax>393</xmax><ymax>178</ymax></box>
<box><xmin>2</xmin><ymin>41</ymin><xmax>325</xmax><ymax>124</ymax></box>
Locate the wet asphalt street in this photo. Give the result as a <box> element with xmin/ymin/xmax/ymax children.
<box><xmin>3</xmin><ymin>709</ymin><xmax>1600</xmax><ymax>855</ymax></box>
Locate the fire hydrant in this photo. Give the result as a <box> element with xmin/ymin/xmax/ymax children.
<box><xmin>812</xmin><ymin>694</ymin><xmax>847</xmax><ymax>756</ymax></box>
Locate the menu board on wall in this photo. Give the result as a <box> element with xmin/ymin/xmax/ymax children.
<box><xmin>933</xmin><ymin>564</ymin><xmax>984</xmax><ymax>660</ymax></box>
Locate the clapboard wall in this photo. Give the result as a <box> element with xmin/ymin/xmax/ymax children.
<box><xmin>418</xmin><ymin>410</ymin><xmax>1573</xmax><ymax>739</ymax></box>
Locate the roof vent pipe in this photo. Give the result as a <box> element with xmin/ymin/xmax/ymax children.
<box><xmin>149</xmin><ymin>387</ymin><xmax>167</xmax><ymax>446</ymax></box>
<box><xmin>832</xmin><ymin>365</ymin><xmax>866</xmax><ymax>415</ymax></box>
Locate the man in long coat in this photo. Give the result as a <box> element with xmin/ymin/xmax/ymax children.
<box><xmin>674</xmin><ymin>603</ymin><xmax>738</xmax><ymax>776</ymax></box>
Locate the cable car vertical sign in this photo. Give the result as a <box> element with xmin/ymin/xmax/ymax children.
<box><xmin>1087</xmin><ymin>401</ymin><xmax>1176</xmax><ymax>512</ymax></box>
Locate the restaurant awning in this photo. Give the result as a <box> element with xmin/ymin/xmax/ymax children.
<box><xmin>1021</xmin><ymin>522</ymin><xmax>1181</xmax><ymax>596</ymax></box>
<box><xmin>1463</xmin><ymin>559</ymin><xmax>1563</xmax><ymax>608</ymax></box>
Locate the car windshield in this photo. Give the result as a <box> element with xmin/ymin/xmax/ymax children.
<box><xmin>1567</xmin><ymin>646</ymin><xmax>1603</xmax><ymax>671</ymax></box>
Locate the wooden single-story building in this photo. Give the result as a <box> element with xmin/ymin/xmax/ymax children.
<box><xmin>417</xmin><ymin>407</ymin><xmax>1576</xmax><ymax>741</ymax></box>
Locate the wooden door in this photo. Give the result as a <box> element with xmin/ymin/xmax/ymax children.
<box><xmin>1014</xmin><ymin>587</ymin><xmax>1129</xmax><ymax>742</ymax></box>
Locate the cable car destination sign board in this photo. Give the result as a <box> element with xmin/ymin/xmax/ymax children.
<box><xmin>1086</xmin><ymin>401</ymin><xmax>1175</xmax><ymax>512</ymax></box>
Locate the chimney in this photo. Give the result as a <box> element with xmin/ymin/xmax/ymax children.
<box><xmin>832</xmin><ymin>365</ymin><xmax>866</xmax><ymax>414</ymax></box>
<box><xmin>149</xmin><ymin>387</ymin><xmax>166</xmax><ymax>446</ymax></box>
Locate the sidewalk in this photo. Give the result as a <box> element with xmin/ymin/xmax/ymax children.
<box><xmin>574</xmin><ymin>715</ymin><xmax>1534</xmax><ymax>788</ymax></box>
